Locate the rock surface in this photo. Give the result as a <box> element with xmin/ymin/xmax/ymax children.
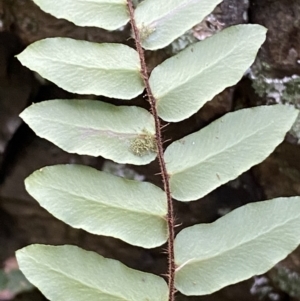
<box><xmin>0</xmin><ymin>0</ymin><xmax>300</xmax><ymax>301</ymax></box>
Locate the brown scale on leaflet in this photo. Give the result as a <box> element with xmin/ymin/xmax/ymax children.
<box><xmin>130</xmin><ymin>130</ymin><xmax>157</xmax><ymax>157</ymax></box>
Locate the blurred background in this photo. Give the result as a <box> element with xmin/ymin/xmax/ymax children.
<box><xmin>0</xmin><ymin>0</ymin><xmax>300</xmax><ymax>300</ymax></box>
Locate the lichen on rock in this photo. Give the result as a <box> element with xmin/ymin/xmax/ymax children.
<box><xmin>250</xmin><ymin>60</ymin><xmax>300</xmax><ymax>144</ymax></box>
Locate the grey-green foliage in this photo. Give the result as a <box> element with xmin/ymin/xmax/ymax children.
<box><xmin>15</xmin><ymin>0</ymin><xmax>300</xmax><ymax>300</ymax></box>
<box><xmin>31</xmin><ymin>0</ymin><xmax>130</xmax><ymax>31</ymax></box>
<box><xmin>151</xmin><ymin>25</ymin><xmax>266</xmax><ymax>122</ymax></box>
<box><xmin>134</xmin><ymin>0</ymin><xmax>223</xmax><ymax>50</ymax></box>
<box><xmin>17</xmin><ymin>245</ymin><xmax>168</xmax><ymax>301</ymax></box>
<box><xmin>20</xmin><ymin>99</ymin><xmax>157</xmax><ymax>165</ymax></box>
<box><xmin>17</xmin><ymin>39</ymin><xmax>144</xmax><ymax>99</ymax></box>
<box><xmin>174</xmin><ymin>197</ymin><xmax>300</xmax><ymax>295</ymax></box>
<box><xmin>25</xmin><ymin>164</ymin><xmax>168</xmax><ymax>248</ymax></box>
<box><xmin>165</xmin><ymin>105</ymin><xmax>298</xmax><ymax>201</ymax></box>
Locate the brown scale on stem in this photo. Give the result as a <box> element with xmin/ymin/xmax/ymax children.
<box><xmin>126</xmin><ymin>1</ymin><xmax>176</xmax><ymax>301</ymax></box>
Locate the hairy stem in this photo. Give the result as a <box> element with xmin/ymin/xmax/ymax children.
<box><xmin>126</xmin><ymin>1</ymin><xmax>176</xmax><ymax>300</ymax></box>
